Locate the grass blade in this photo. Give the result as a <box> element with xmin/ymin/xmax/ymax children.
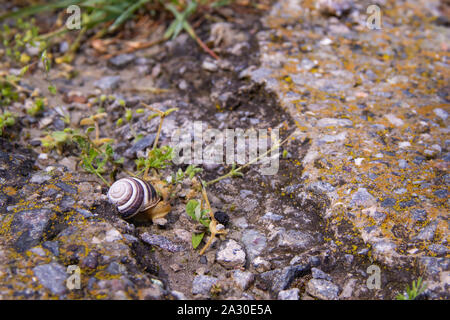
<box><xmin>0</xmin><ymin>0</ymin><xmax>83</xmax><ymax>21</ymax></box>
<box><xmin>108</xmin><ymin>0</ymin><xmax>150</xmax><ymax>32</ymax></box>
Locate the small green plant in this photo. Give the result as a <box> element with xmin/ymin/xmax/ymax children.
<box><xmin>0</xmin><ymin>51</ymin><xmax>51</xmax><ymax>113</ymax></box>
<box><xmin>41</xmin><ymin>114</ymin><xmax>123</xmax><ymax>186</ymax></box>
<box><xmin>40</xmin><ymin>129</ymin><xmax>73</xmax><ymax>151</ymax></box>
<box><xmin>141</xmin><ymin>103</ymin><xmax>178</xmax><ymax>149</ymax></box>
<box><xmin>0</xmin><ymin>111</ymin><xmax>15</xmax><ymax>136</ymax></box>
<box><xmin>26</xmin><ymin>97</ymin><xmax>45</xmax><ymax>116</ymax></box>
<box><xmin>74</xmin><ymin>133</ymin><xmax>122</xmax><ymax>187</ymax></box>
<box><xmin>0</xmin><ymin>17</ymin><xmax>43</xmax><ymax>64</ymax></box>
<box><xmin>0</xmin><ymin>80</ymin><xmax>19</xmax><ymax>107</ymax></box>
<box><xmin>114</xmin><ymin>100</ymin><xmax>143</xmax><ymax>141</ymax></box>
<box><xmin>133</xmin><ymin>103</ymin><xmax>179</xmax><ymax>179</ymax></box>
<box><xmin>40</xmin><ymin>50</ymin><xmax>57</xmax><ymax>95</ymax></box>
<box><xmin>172</xmin><ymin>164</ymin><xmax>203</xmax><ymax>185</ymax></box>
<box><xmin>135</xmin><ymin>145</ymin><xmax>174</xmax><ymax>176</ymax></box>
<box><xmin>185</xmin><ymin>199</ymin><xmax>211</xmax><ymax>249</ymax></box>
<box><xmin>0</xmin><ymin>69</ymin><xmax>29</xmax><ymax>107</ymax></box>
<box><xmin>396</xmin><ymin>277</ymin><xmax>427</xmax><ymax>300</ymax></box>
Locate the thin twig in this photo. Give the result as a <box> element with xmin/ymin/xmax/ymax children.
<box><xmin>141</xmin><ymin>102</ymin><xmax>166</xmax><ymax>179</ymax></box>
<box><xmin>198</xmin><ymin>186</ymin><xmax>226</xmax><ymax>255</ymax></box>
<box><xmin>153</xmin><ymin>116</ymin><xmax>165</xmax><ymax>150</ymax></box>
<box><xmin>184</xmin><ymin>23</ymin><xmax>219</xmax><ymax>60</ymax></box>
<box><xmin>94</xmin><ymin>120</ymin><xmax>100</xmax><ymax>141</ymax></box>
<box><xmin>102</xmin><ymin>37</ymin><xmax>166</xmax><ymax>60</ymax></box>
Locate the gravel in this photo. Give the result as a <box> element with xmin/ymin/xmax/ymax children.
<box><xmin>278</xmin><ymin>288</ymin><xmax>300</xmax><ymax>300</ymax></box>
<box><xmin>11</xmin><ymin>208</ymin><xmax>54</xmax><ymax>253</ymax></box>
<box><xmin>259</xmin><ymin>264</ymin><xmax>310</xmax><ymax>294</ymax></box>
<box><xmin>350</xmin><ymin>188</ymin><xmax>376</xmax><ymax>207</ymax></box>
<box><xmin>93</xmin><ymin>76</ymin><xmax>121</xmax><ymax>91</ymax></box>
<box><xmin>42</xmin><ymin>241</ymin><xmax>59</xmax><ymax>256</ymax></box>
<box><xmin>233</xmin><ymin>270</ymin><xmax>255</xmax><ymax>290</ymax></box>
<box><xmin>260</xmin><ymin>212</ymin><xmax>283</xmax><ymax>221</ymax></box>
<box><xmin>306</xmin><ymin>279</ymin><xmax>340</xmax><ymax>300</ymax></box>
<box><xmin>317</xmin><ymin>118</ymin><xmax>353</xmax><ymax>128</ymax></box>
<box><xmin>108</xmin><ymin>54</ymin><xmax>135</xmax><ymax>69</ymax></box>
<box><xmin>33</xmin><ymin>263</ymin><xmax>68</xmax><ymax>295</ymax></box>
<box><xmin>216</xmin><ymin>239</ymin><xmax>246</xmax><ymax>269</ymax></box>
<box><xmin>311</xmin><ymin>268</ymin><xmax>332</xmax><ymax>281</ymax></box>
<box><xmin>277</xmin><ymin>229</ymin><xmax>319</xmax><ymax>251</ymax></box>
<box><xmin>30</xmin><ymin>172</ymin><xmax>52</xmax><ymax>184</ymax></box>
<box><xmin>413</xmin><ymin>221</ymin><xmax>438</xmax><ymax>241</ymax></box>
<box><xmin>192</xmin><ymin>275</ymin><xmax>218</xmax><ymax>296</ymax></box>
<box><xmin>140</xmin><ymin>233</ymin><xmax>184</xmax><ymax>253</ymax></box>
<box><xmin>242</xmin><ymin>229</ymin><xmax>267</xmax><ymax>260</ymax></box>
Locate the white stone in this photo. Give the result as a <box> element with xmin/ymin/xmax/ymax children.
<box><xmin>399</xmin><ymin>141</ymin><xmax>411</xmax><ymax>149</ymax></box>
<box><xmin>105</xmin><ymin>229</ymin><xmax>122</xmax><ymax>242</ymax></box>
<box><xmin>278</xmin><ymin>288</ymin><xmax>300</xmax><ymax>300</ymax></box>
<box><xmin>354</xmin><ymin>158</ymin><xmax>364</xmax><ymax>166</ymax></box>
<box><xmin>233</xmin><ymin>270</ymin><xmax>254</xmax><ymax>290</ymax></box>
<box><xmin>434</xmin><ymin>108</ymin><xmax>448</xmax><ymax>120</ymax></box>
<box><xmin>216</xmin><ymin>239</ymin><xmax>246</xmax><ymax>269</ymax></box>
<box><xmin>319</xmin><ymin>38</ymin><xmax>332</xmax><ymax>45</ymax></box>
<box><xmin>385</xmin><ymin>114</ymin><xmax>404</xmax><ymax>126</ymax></box>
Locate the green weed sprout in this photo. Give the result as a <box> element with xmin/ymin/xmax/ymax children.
<box><xmin>396</xmin><ymin>277</ymin><xmax>427</xmax><ymax>300</ymax></box>
<box><xmin>0</xmin><ymin>111</ymin><xmax>16</xmax><ymax>136</ymax></box>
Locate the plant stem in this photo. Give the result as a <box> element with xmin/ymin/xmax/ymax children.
<box><xmin>63</xmin><ymin>26</ymin><xmax>87</xmax><ymax>63</ymax></box>
<box><xmin>75</xmin><ymin>132</ymin><xmax>115</xmax><ymax>186</ymax></box>
<box><xmin>0</xmin><ymin>76</ymin><xmax>32</xmax><ymax>94</ymax></box>
<box><xmin>123</xmin><ymin>169</ymin><xmax>138</xmax><ymax>178</ymax></box>
<box><xmin>198</xmin><ymin>231</ymin><xmax>214</xmax><ymax>255</ymax></box>
<box><xmin>153</xmin><ymin>115</ymin><xmax>164</xmax><ymax>150</ymax></box>
<box><xmin>199</xmin><ymin>186</ymin><xmax>221</xmax><ymax>256</ymax></box>
<box><xmin>205</xmin><ymin>132</ymin><xmax>296</xmax><ymax>186</ymax></box>
<box><xmin>201</xmin><ymin>187</ymin><xmax>215</xmax><ymax>222</ymax></box>
<box><xmin>87</xmin><ymin>162</ymin><xmax>110</xmax><ymax>187</ymax></box>
<box><xmin>141</xmin><ymin>102</ymin><xmax>166</xmax><ymax>179</ymax></box>
<box><xmin>141</xmin><ymin>102</ymin><xmax>165</xmax><ymax>150</ymax></box>
<box><xmin>36</xmin><ymin>26</ymin><xmax>67</xmax><ymax>41</ymax></box>
<box><xmin>184</xmin><ymin>23</ymin><xmax>219</xmax><ymax>60</ymax></box>
<box><xmin>205</xmin><ymin>170</ymin><xmax>235</xmax><ymax>186</ymax></box>
<box><xmin>94</xmin><ymin>120</ymin><xmax>100</xmax><ymax>141</ymax></box>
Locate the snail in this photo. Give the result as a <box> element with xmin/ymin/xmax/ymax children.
<box><xmin>107</xmin><ymin>177</ymin><xmax>171</xmax><ymax>223</ymax></box>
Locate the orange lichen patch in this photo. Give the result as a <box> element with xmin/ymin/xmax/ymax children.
<box><xmin>269</xmin><ymin>1</ymin><xmax>450</xmax><ymax>266</ymax></box>
<box><xmin>0</xmin><ymin>214</ymin><xmax>15</xmax><ymax>239</ymax></box>
<box><xmin>60</xmin><ymin>173</ymin><xmax>73</xmax><ymax>182</ymax></box>
<box><xmin>3</xmin><ymin>186</ymin><xmax>17</xmax><ymax>196</ymax></box>
<box><xmin>416</xmin><ymin>104</ymin><xmax>447</xmax><ymax>117</ymax></box>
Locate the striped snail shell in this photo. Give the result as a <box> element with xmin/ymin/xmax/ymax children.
<box><xmin>107</xmin><ymin>177</ymin><xmax>160</xmax><ymax>219</ymax></box>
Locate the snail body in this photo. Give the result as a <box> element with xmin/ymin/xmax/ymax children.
<box><xmin>107</xmin><ymin>177</ymin><xmax>171</xmax><ymax>222</ymax></box>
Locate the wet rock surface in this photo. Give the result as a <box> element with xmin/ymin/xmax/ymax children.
<box><xmin>0</xmin><ymin>0</ymin><xmax>448</xmax><ymax>300</ymax></box>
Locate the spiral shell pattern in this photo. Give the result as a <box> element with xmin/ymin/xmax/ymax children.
<box><xmin>107</xmin><ymin>177</ymin><xmax>159</xmax><ymax>219</ymax></box>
